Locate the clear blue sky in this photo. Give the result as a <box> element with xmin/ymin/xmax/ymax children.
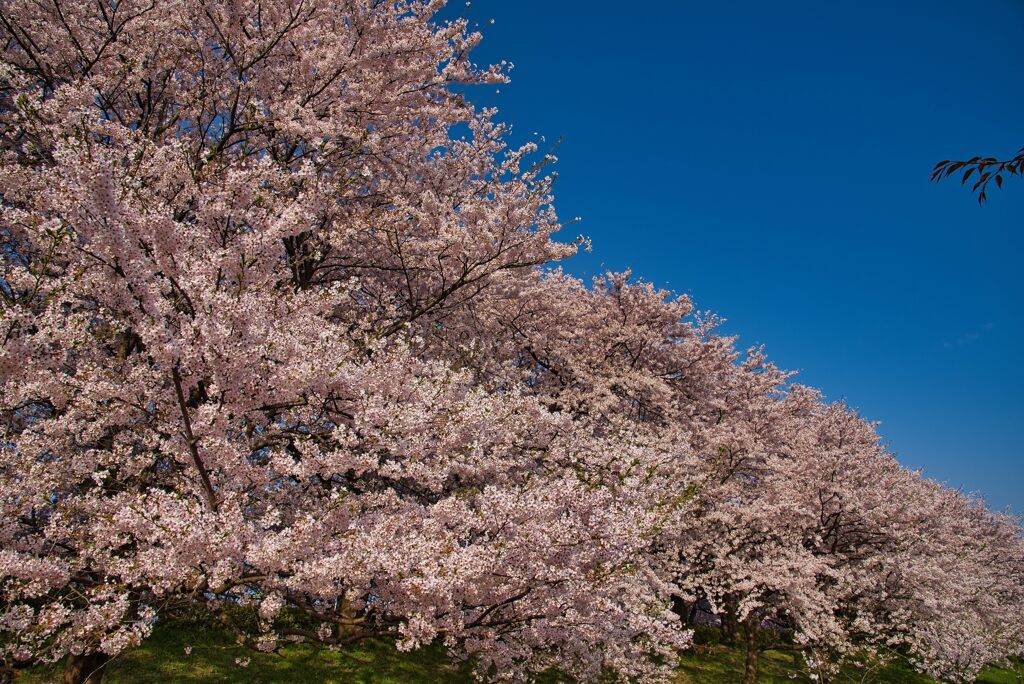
<box><xmin>444</xmin><ymin>0</ymin><xmax>1024</xmax><ymax>513</ymax></box>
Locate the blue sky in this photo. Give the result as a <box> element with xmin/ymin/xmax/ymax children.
<box><xmin>444</xmin><ymin>0</ymin><xmax>1024</xmax><ymax>513</ymax></box>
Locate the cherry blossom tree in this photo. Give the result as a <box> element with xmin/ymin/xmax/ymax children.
<box><xmin>480</xmin><ymin>272</ymin><xmax>1024</xmax><ymax>683</ymax></box>
<box><xmin>671</xmin><ymin>386</ymin><xmax>1024</xmax><ymax>683</ymax></box>
<box><xmin>0</xmin><ymin>1</ymin><xmax>689</xmax><ymax>682</ymax></box>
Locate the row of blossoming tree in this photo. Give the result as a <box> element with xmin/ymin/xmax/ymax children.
<box><xmin>0</xmin><ymin>2</ymin><xmax>1021</xmax><ymax>683</ymax></box>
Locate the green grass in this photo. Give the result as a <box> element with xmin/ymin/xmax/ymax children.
<box><xmin>676</xmin><ymin>646</ymin><xmax>1023</xmax><ymax>684</ymax></box>
<box><xmin>677</xmin><ymin>645</ymin><xmax>934</xmax><ymax>683</ymax></box>
<box><xmin>15</xmin><ymin>622</ymin><xmax>1024</xmax><ymax>683</ymax></box>
<box><xmin>17</xmin><ymin>621</ymin><xmax>471</xmax><ymax>684</ymax></box>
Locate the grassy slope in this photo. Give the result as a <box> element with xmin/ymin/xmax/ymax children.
<box><xmin>17</xmin><ymin>623</ymin><xmax>1024</xmax><ymax>683</ymax></box>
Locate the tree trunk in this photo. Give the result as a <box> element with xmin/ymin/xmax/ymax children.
<box><xmin>742</xmin><ymin>620</ymin><xmax>760</xmax><ymax>684</ymax></box>
<box><xmin>670</xmin><ymin>594</ymin><xmax>689</xmax><ymax>622</ymax></box>
<box><xmin>63</xmin><ymin>652</ymin><xmax>110</xmax><ymax>684</ymax></box>
<box><xmin>721</xmin><ymin>595</ymin><xmax>739</xmax><ymax>645</ymax></box>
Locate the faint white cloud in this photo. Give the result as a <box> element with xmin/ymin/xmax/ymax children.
<box><xmin>943</xmin><ymin>322</ymin><xmax>995</xmax><ymax>349</ymax></box>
